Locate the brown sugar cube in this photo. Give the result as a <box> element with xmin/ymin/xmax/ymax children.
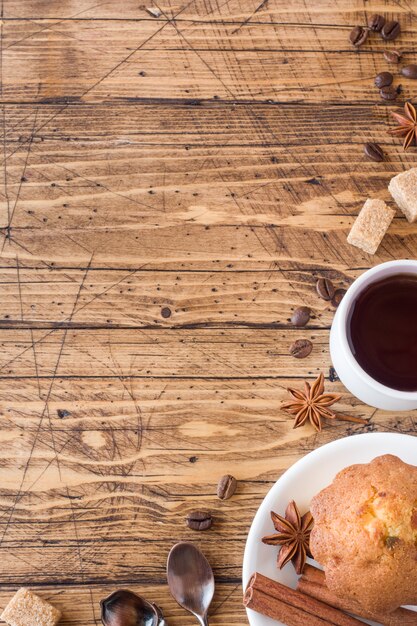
<box><xmin>388</xmin><ymin>167</ymin><xmax>417</xmax><ymax>222</ymax></box>
<box><xmin>1</xmin><ymin>588</ymin><xmax>61</xmax><ymax>626</ymax></box>
<box><xmin>347</xmin><ymin>198</ymin><xmax>395</xmax><ymax>255</ymax></box>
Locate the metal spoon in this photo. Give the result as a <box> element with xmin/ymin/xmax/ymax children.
<box><xmin>100</xmin><ymin>589</ymin><xmax>166</xmax><ymax>626</ymax></box>
<box><xmin>167</xmin><ymin>542</ymin><xmax>215</xmax><ymax>626</ymax></box>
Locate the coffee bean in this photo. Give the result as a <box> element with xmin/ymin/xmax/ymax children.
<box><xmin>368</xmin><ymin>14</ymin><xmax>385</xmax><ymax>32</ymax></box>
<box><xmin>349</xmin><ymin>25</ymin><xmax>368</xmax><ymax>47</ymax></box>
<box><xmin>186</xmin><ymin>510</ymin><xmax>213</xmax><ymax>531</ymax></box>
<box><xmin>316</xmin><ymin>277</ymin><xmax>335</xmax><ymax>301</ymax></box>
<box><xmin>383</xmin><ymin>49</ymin><xmax>401</xmax><ymax>64</ymax></box>
<box><xmin>329</xmin><ymin>366</ymin><xmax>339</xmax><ymax>382</ymax></box>
<box><xmin>380</xmin><ymin>85</ymin><xmax>398</xmax><ymax>100</ymax></box>
<box><xmin>289</xmin><ymin>339</ymin><xmax>313</xmax><ymax>359</ymax></box>
<box><xmin>331</xmin><ymin>288</ymin><xmax>347</xmax><ymax>307</ymax></box>
<box><xmin>401</xmin><ymin>64</ymin><xmax>417</xmax><ymax>79</ymax></box>
<box><xmin>291</xmin><ymin>306</ymin><xmax>311</xmax><ymax>327</ymax></box>
<box><xmin>381</xmin><ymin>20</ymin><xmax>400</xmax><ymax>41</ymax></box>
<box><xmin>364</xmin><ymin>142</ymin><xmax>384</xmax><ymax>162</ymax></box>
<box><xmin>374</xmin><ymin>71</ymin><xmax>393</xmax><ymax>88</ymax></box>
<box><xmin>217</xmin><ymin>474</ymin><xmax>237</xmax><ymax>500</ymax></box>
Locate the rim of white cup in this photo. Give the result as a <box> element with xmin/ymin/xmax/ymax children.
<box><xmin>336</xmin><ymin>259</ymin><xmax>417</xmax><ymax>400</ymax></box>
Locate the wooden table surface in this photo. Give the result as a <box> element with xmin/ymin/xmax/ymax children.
<box><xmin>0</xmin><ymin>0</ymin><xmax>416</xmax><ymax>624</ymax></box>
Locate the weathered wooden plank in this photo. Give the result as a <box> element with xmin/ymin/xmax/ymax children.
<box><xmin>3</xmin><ymin>219</ymin><xmax>415</xmax><ymax>271</ymax></box>
<box><xmin>1</xmin><ymin>103</ymin><xmax>416</xmax><ymax>269</ymax></box>
<box><xmin>0</xmin><ymin>327</ymin><xmax>363</xmax><ymax>378</ymax></box>
<box><xmin>1</xmin><ymin>100</ymin><xmax>399</xmax><ymax>150</ymax></box>
<box><xmin>0</xmin><ymin>266</ymin><xmax>355</xmax><ymax>328</ymax></box>
<box><xmin>1</xmin><ymin>18</ymin><xmax>416</xmax><ymax>103</ymax></box>
<box><xmin>4</xmin><ymin>0</ymin><xmax>413</xmax><ymax>25</ymax></box>
<box><xmin>0</xmin><ymin>583</ymin><xmax>244</xmax><ymax>625</ymax></box>
<box><xmin>0</xmin><ymin>375</ymin><xmax>372</xmax><ymax>437</ymax></box>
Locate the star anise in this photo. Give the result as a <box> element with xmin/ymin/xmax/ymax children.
<box><xmin>281</xmin><ymin>372</ymin><xmax>367</xmax><ymax>432</ymax></box>
<box><xmin>262</xmin><ymin>500</ymin><xmax>313</xmax><ymax>575</ymax></box>
<box><xmin>389</xmin><ymin>101</ymin><xmax>417</xmax><ymax>150</ymax></box>
<box><xmin>281</xmin><ymin>372</ymin><xmax>341</xmax><ymax>432</ymax></box>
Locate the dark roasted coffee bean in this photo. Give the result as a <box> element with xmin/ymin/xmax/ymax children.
<box><xmin>316</xmin><ymin>277</ymin><xmax>335</xmax><ymax>301</ymax></box>
<box><xmin>217</xmin><ymin>474</ymin><xmax>237</xmax><ymax>500</ymax></box>
<box><xmin>401</xmin><ymin>64</ymin><xmax>417</xmax><ymax>79</ymax></box>
<box><xmin>291</xmin><ymin>306</ymin><xmax>311</xmax><ymax>327</ymax></box>
<box><xmin>186</xmin><ymin>510</ymin><xmax>212</xmax><ymax>530</ymax></box>
<box><xmin>383</xmin><ymin>49</ymin><xmax>401</xmax><ymax>64</ymax></box>
<box><xmin>381</xmin><ymin>20</ymin><xmax>401</xmax><ymax>41</ymax></box>
<box><xmin>331</xmin><ymin>289</ymin><xmax>347</xmax><ymax>307</ymax></box>
<box><xmin>289</xmin><ymin>339</ymin><xmax>313</xmax><ymax>359</ymax></box>
<box><xmin>364</xmin><ymin>142</ymin><xmax>384</xmax><ymax>162</ymax></box>
<box><xmin>329</xmin><ymin>366</ymin><xmax>339</xmax><ymax>382</ymax></box>
<box><xmin>380</xmin><ymin>85</ymin><xmax>398</xmax><ymax>100</ymax></box>
<box><xmin>368</xmin><ymin>14</ymin><xmax>385</xmax><ymax>32</ymax></box>
<box><xmin>374</xmin><ymin>71</ymin><xmax>393</xmax><ymax>88</ymax></box>
<box><xmin>349</xmin><ymin>25</ymin><xmax>368</xmax><ymax>47</ymax></box>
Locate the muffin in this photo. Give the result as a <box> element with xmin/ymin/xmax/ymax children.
<box><xmin>310</xmin><ymin>454</ymin><xmax>417</xmax><ymax>613</ymax></box>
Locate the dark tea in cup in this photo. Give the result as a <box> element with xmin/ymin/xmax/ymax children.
<box><xmin>347</xmin><ymin>274</ymin><xmax>417</xmax><ymax>392</ymax></box>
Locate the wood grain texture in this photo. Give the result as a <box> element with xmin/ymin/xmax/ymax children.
<box><xmin>2</xmin><ymin>18</ymin><xmax>417</xmax><ymax>103</ymax></box>
<box><xmin>0</xmin><ymin>0</ymin><xmax>416</xmax><ymax>624</ymax></box>
<box><xmin>3</xmin><ymin>0</ymin><xmax>412</xmax><ymax>21</ymax></box>
<box><xmin>0</xmin><ymin>266</ymin><xmax>355</xmax><ymax>327</ymax></box>
<box><xmin>0</xmin><ymin>327</ymin><xmax>340</xmax><ymax>377</ymax></box>
<box><xmin>1</xmin><ymin>103</ymin><xmax>417</xmax><ymax>269</ymax></box>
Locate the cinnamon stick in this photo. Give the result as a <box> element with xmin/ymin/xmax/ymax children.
<box><xmin>244</xmin><ymin>586</ymin><xmax>330</xmax><ymax>626</ymax></box>
<box><xmin>299</xmin><ymin>565</ymin><xmax>417</xmax><ymax>626</ymax></box>
<box><xmin>245</xmin><ymin>572</ymin><xmax>365</xmax><ymax>626</ymax></box>
<box><xmin>333</xmin><ymin>411</ymin><xmax>368</xmax><ymax>425</ymax></box>
<box><xmin>302</xmin><ymin>564</ymin><xmax>325</xmax><ymax>585</ymax></box>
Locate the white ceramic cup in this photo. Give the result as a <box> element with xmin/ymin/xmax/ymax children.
<box><xmin>330</xmin><ymin>259</ymin><xmax>417</xmax><ymax>411</ymax></box>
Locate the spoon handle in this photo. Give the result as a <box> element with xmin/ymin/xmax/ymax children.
<box><xmin>197</xmin><ymin>616</ymin><xmax>209</xmax><ymax>626</ymax></box>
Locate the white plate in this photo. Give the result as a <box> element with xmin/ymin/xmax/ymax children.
<box><xmin>243</xmin><ymin>432</ymin><xmax>417</xmax><ymax>626</ymax></box>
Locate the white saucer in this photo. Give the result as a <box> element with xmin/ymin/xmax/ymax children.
<box><xmin>242</xmin><ymin>433</ymin><xmax>417</xmax><ymax>626</ymax></box>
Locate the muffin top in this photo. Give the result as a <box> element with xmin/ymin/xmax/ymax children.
<box><xmin>310</xmin><ymin>454</ymin><xmax>417</xmax><ymax>613</ymax></box>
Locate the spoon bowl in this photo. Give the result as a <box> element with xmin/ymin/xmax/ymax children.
<box><xmin>167</xmin><ymin>542</ymin><xmax>215</xmax><ymax>626</ymax></box>
<box><xmin>100</xmin><ymin>589</ymin><xmax>166</xmax><ymax>626</ymax></box>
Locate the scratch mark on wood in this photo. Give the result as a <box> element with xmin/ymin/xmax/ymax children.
<box><xmin>0</xmin><ymin>256</ymin><xmax>94</xmax><ymax>544</ymax></box>
<box><xmin>15</xmin><ymin>255</ymin><xmax>24</xmax><ymax>322</ymax></box>
<box><xmin>3</xmin><ymin>2</ymin><xmax>115</xmax><ymax>52</ymax></box>
<box><xmin>1</xmin><ymin>109</ymin><xmax>39</xmax><ymax>254</ymax></box>
<box><xmin>231</xmin><ymin>0</ymin><xmax>268</xmax><ymax>34</ymax></box>
<box><xmin>72</xmin><ymin>0</ymin><xmax>201</xmax><ymax>100</ymax></box>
